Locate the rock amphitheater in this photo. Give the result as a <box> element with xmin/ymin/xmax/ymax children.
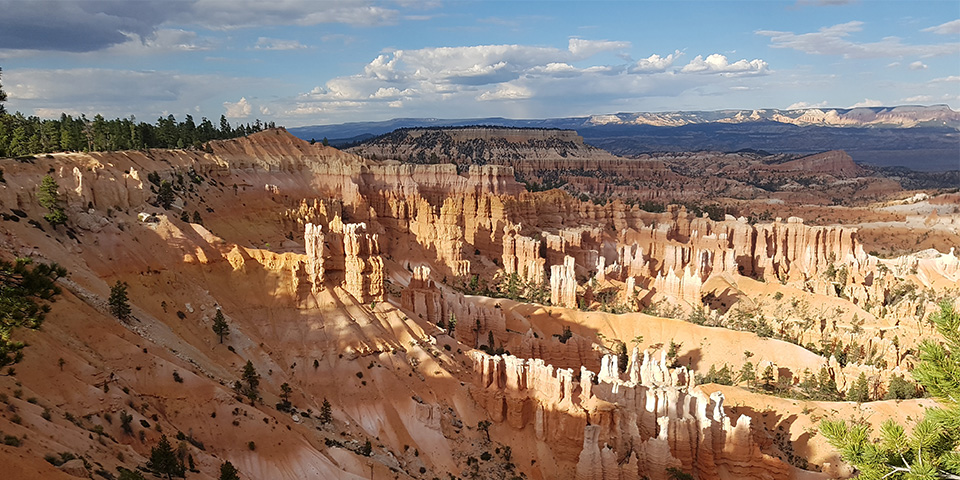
<box><xmin>0</xmin><ymin>128</ymin><xmax>956</xmax><ymax>479</ymax></box>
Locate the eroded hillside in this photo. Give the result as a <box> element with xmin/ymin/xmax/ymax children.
<box><xmin>0</xmin><ymin>129</ymin><xmax>957</xmax><ymax>480</ymax></box>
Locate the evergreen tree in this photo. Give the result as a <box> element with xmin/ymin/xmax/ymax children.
<box><xmin>885</xmin><ymin>374</ymin><xmax>921</xmax><ymax>400</ymax></box>
<box><xmin>156</xmin><ymin>180</ymin><xmax>175</xmax><ymax>209</ymax></box>
<box><xmin>846</xmin><ymin>372</ymin><xmax>871</xmax><ymax>402</ymax></box>
<box><xmin>212</xmin><ymin>309</ymin><xmax>229</xmax><ymax>343</ymax></box>
<box><xmin>821</xmin><ymin>301</ymin><xmax>960</xmax><ymax>478</ymax></box>
<box><xmin>109</xmin><ymin>281</ymin><xmax>131</xmax><ymax>321</ymax></box>
<box><xmin>0</xmin><ymin>66</ymin><xmax>6</xmax><ymax>115</ymax></box>
<box><xmin>219</xmin><ymin>461</ymin><xmax>240</xmax><ymax>480</ymax></box>
<box><xmin>280</xmin><ymin>382</ymin><xmax>292</xmax><ymax>402</ymax></box>
<box><xmin>241</xmin><ymin>360</ymin><xmax>260</xmax><ymax>402</ymax></box>
<box><xmin>0</xmin><ymin>258</ymin><xmax>66</xmax><ymax>368</ymax></box>
<box><xmin>816</xmin><ymin>366</ymin><xmax>841</xmax><ymax>400</ymax></box>
<box><xmin>761</xmin><ymin>364</ymin><xmax>776</xmax><ymax>391</ymax></box>
<box><xmin>146</xmin><ymin>435</ymin><xmax>185</xmax><ymax>479</ymax></box>
<box><xmin>192</xmin><ymin>210</ymin><xmax>203</xmax><ymax>225</ymax></box>
<box><xmin>738</xmin><ymin>361</ymin><xmax>756</xmax><ymax>387</ymax></box>
<box><xmin>37</xmin><ymin>175</ymin><xmax>67</xmax><ymax>225</ymax></box>
<box><xmin>320</xmin><ymin>398</ymin><xmax>332</xmax><ymax>424</ymax></box>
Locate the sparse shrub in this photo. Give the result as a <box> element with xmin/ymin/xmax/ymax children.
<box><xmin>172</xmin><ymin>371</ymin><xmax>183</xmax><ymax>383</ymax></box>
<box><xmin>248</xmin><ymin>441</ymin><xmax>256</xmax><ymax>451</ymax></box>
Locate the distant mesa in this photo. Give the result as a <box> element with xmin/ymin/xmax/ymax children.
<box><xmin>289</xmin><ymin>105</ymin><xmax>960</xmax><ymax>172</ymax></box>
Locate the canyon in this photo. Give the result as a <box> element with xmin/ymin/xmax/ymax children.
<box><xmin>0</xmin><ymin>128</ymin><xmax>956</xmax><ymax>480</ymax></box>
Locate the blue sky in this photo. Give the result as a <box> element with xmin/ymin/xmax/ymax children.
<box><xmin>0</xmin><ymin>0</ymin><xmax>957</xmax><ymax>126</ymax></box>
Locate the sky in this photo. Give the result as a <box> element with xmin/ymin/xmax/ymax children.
<box><xmin>0</xmin><ymin>0</ymin><xmax>957</xmax><ymax>127</ymax></box>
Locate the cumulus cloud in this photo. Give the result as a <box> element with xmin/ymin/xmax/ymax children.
<box><xmin>223</xmin><ymin>97</ymin><xmax>252</xmax><ymax>118</ymax></box>
<box><xmin>923</xmin><ymin>19</ymin><xmax>960</xmax><ymax>35</ymax></box>
<box><xmin>786</xmin><ymin>100</ymin><xmax>829</xmax><ymax>109</ymax></box>
<box><xmin>253</xmin><ymin>37</ymin><xmax>309</xmax><ymax>51</ymax></box>
<box><xmin>631</xmin><ymin>52</ymin><xmax>679</xmax><ymax>73</ymax></box>
<box><xmin>909</xmin><ymin>61</ymin><xmax>928</xmax><ymax>70</ymax></box>
<box><xmin>757</xmin><ymin>21</ymin><xmax>959</xmax><ymax>58</ymax></box>
<box><xmin>281</xmin><ymin>38</ymin><xmax>772</xmax><ymax>121</ymax></box>
<box><xmin>680</xmin><ymin>54</ymin><xmax>769</xmax><ymax>74</ymax></box>
<box><xmin>848</xmin><ymin>98</ymin><xmax>883</xmax><ymax>108</ymax></box>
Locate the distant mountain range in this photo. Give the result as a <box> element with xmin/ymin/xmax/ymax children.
<box><xmin>288</xmin><ymin>105</ymin><xmax>960</xmax><ymax>172</ymax></box>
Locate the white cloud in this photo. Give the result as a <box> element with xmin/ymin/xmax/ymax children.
<box><xmin>848</xmin><ymin>98</ymin><xmax>883</xmax><ymax>108</ymax></box>
<box><xmin>786</xmin><ymin>100</ymin><xmax>829</xmax><ymax>109</ymax></box>
<box><xmin>631</xmin><ymin>52</ymin><xmax>679</xmax><ymax>73</ymax></box>
<box><xmin>680</xmin><ymin>54</ymin><xmax>769</xmax><ymax>74</ymax></box>
<box><xmin>223</xmin><ymin>97</ymin><xmax>252</xmax><ymax>118</ymax></box>
<box><xmin>279</xmin><ymin>39</ymin><xmax>772</xmax><ymax>122</ymax></box>
<box><xmin>253</xmin><ymin>37</ymin><xmax>308</xmax><ymax>51</ymax></box>
<box><xmin>259</xmin><ymin>105</ymin><xmax>272</xmax><ymax>115</ymax></box>
<box><xmin>567</xmin><ymin>38</ymin><xmax>630</xmax><ymax>58</ymax></box>
<box><xmin>929</xmin><ymin>75</ymin><xmax>960</xmax><ymax>84</ymax></box>
<box><xmin>180</xmin><ymin>0</ymin><xmax>401</xmax><ymax>29</ymax></box>
<box><xmin>902</xmin><ymin>95</ymin><xmax>933</xmax><ymax>103</ymax></box>
<box><xmin>909</xmin><ymin>61</ymin><xmax>928</xmax><ymax>70</ymax></box>
<box><xmin>923</xmin><ymin>19</ymin><xmax>960</xmax><ymax>35</ymax></box>
<box><xmin>758</xmin><ymin>21</ymin><xmax>959</xmax><ymax>59</ymax></box>
<box><xmin>477</xmin><ymin>84</ymin><xmax>532</xmax><ymax>101</ymax></box>
<box><xmin>3</xmin><ymin>67</ymin><xmax>263</xmax><ymax>120</ymax></box>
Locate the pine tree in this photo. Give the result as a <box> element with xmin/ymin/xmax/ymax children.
<box><xmin>0</xmin><ymin>66</ymin><xmax>7</xmax><ymax>115</ymax></box>
<box><xmin>846</xmin><ymin>372</ymin><xmax>871</xmax><ymax>402</ymax></box>
<box><xmin>320</xmin><ymin>398</ymin><xmax>332</xmax><ymax>424</ymax></box>
<box><xmin>739</xmin><ymin>361</ymin><xmax>756</xmax><ymax>387</ymax></box>
<box><xmin>212</xmin><ymin>309</ymin><xmax>229</xmax><ymax>343</ymax></box>
<box><xmin>241</xmin><ymin>360</ymin><xmax>259</xmax><ymax>402</ymax></box>
<box><xmin>146</xmin><ymin>435</ymin><xmax>185</xmax><ymax>480</ymax></box>
<box><xmin>192</xmin><ymin>210</ymin><xmax>203</xmax><ymax>225</ymax></box>
<box><xmin>37</xmin><ymin>175</ymin><xmax>67</xmax><ymax>225</ymax></box>
<box><xmin>821</xmin><ymin>301</ymin><xmax>960</xmax><ymax>478</ymax></box>
<box><xmin>156</xmin><ymin>181</ymin><xmax>175</xmax><ymax>209</ymax></box>
<box><xmin>280</xmin><ymin>382</ymin><xmax>292</xmax><ymax>403</ymax></box>
<box><xmin>0</xmin><ymin>259</ymin><xmax>66</xmax><ymax>368</ymax></box>
<box><xmin>219</xmin><ymin>461</ymin><xmax>240</xmax><ymax>480</ymax></box>
<box><xmin>109</xmin><ymin>281</ymin><xmax>131</xmax><ymax>321</ymax></box>
<box><xmin>761</xmin><ymin>364</ymin><xmax>776</xmax><ymax>391</ymax></box>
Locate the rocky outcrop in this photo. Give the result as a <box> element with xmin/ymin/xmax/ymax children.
<box><xmin>503</xmin><ymin>226</ymin><xmax>546</xmax><ymax>284</ymax></box>
<box><xmin>551</xmin><ymin>256</ymin><xmax>578</xmax><ymax>308</ymax></box>
<box><xmin>301</xmin><ymin>220</ymin><xmax>384</xmax><ymax>303</ymax></box>
<box><xmin>342</xmin><ymin>222</ymin><xmax>384</xmax><ymax>303</ymax></box>
<box><xmin>304</xmin><ymin>223</ymin><xmax>325</xmax><ymax>290</ymax></box>
<box><xmin>401</xmin><ymin>265</ymin><xmax>443</xmax><ymax>325</ymax></box>
<box><xmin>471</xmin><ymin>349</ymin><xmax>793</xmax><ymax>480</ymax></box>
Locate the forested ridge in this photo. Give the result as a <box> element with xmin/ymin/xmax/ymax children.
<box><xmin>0</xmin><ymin>67</ymin><xmax>275</xmax><ymax>157</ymax></box>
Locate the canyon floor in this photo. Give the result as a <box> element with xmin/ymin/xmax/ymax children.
<box><xmin>0</xmin><ymin>128</ymin><xmax>957</xmax><ymax>480</ymax></box>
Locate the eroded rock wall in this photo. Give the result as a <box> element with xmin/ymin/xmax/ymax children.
<box><xmin>470</xmin><ymin>350</ymin><xmax>793</xmax><ymax>480</ymax></box>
